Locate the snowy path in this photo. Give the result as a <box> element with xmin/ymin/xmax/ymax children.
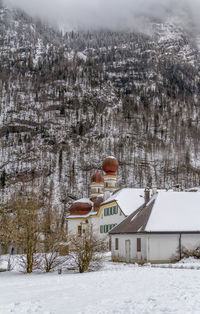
<box><xmin>1</xmin><ymin>263</ymin><xmax>200</xmax><ymax>314</ymax></box>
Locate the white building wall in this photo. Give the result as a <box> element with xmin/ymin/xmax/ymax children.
<box><xmin>68</xmin><ymin>218</ymin><xmax>84</xmax><ymax>235</ymax></box>
<box><xmin>96</xmin><ymin>209</ymin><xmax>125</xmax><ymax>240</ymax></box>
<box><xmin>181</xmin><ymin>234</ymin><xmax>200</xmax><ymax>252</ymax></box>
<box><xmin>147</xmin><ymin>234</ymin><xmax>179</xmax><ymax>263</ymax></box>
<box><xmin>148</xmin><ymin>234</ymin><xmax>200</xmax><ymax>262</ymax></box>
<box><xmin>111</xmin><ymin>233</ymin><xmax>200</xmax><ymax>264</ymax></box>
<box><xmin>67</xmin><ymin>204</ymin><xmax>126</xmax><ymax>240</ymax></box>
<box><xmin>111</xmin><ymin>234</ymin><xmax>147</xmax><ymax>263</ymax></box>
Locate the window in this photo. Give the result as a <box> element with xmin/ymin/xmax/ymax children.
<box><xmin>104</xmin><ymin>206</ymin><xmax>118</xmax><ymax>216</ymax></box>
<box><xmin>137</xmin><ymin>238</ymin><xmax>141</xmax><ymax>252</ymax></box>
<box><xmin>78</xmin><ymin>225</ymin><xmax>82</xmax><ymax>236</ymax></box>
<box><xmin>101</xmin><ymin>224</ymin><xmax>117</xmax><ymax>233</ymax></box>
<box><xmin>115</xmin><ymin>238</ymin><xmax>119</xmax><ymax>250</ymax></box>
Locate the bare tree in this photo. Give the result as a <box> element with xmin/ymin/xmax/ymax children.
<box><xmin>41</xmin><ymin>210</ymin><xmax>68</xmax><ymax>272</ymax></box>
<box><xmin>69</xmin><ymin>225</ymin><xmax>106</xmax><ymax>273</ymax></box>
<box><xmin>9</xmin><ymin>191</ymin><xmax>43</xmax><ymax>273</ymax></box>
<box><xmin>0</xmin><ymin>203</ymin><xmax>15</xmax><ymax>254</ymax></box>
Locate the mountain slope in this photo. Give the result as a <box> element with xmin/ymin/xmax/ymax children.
<box><xmin>1</xmin><ymin>4</ymin><xmax>200</xmax><ymax>213</ymax></box>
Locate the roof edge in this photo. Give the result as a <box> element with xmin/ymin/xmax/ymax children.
<box><xmin>109</xmin><ymin>231</ymin><xmax>200</xmax><ymax>235</ymax></box>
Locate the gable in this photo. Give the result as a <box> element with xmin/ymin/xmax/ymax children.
<box><xmin>102</xmin><ymin>188</ymin><xmax>145</xmax><ymax>216</ymax></box>
<box><xmin>109</xmin><ymin>200</ymin><xmax>155</xmax><ymax>234</ymax></box>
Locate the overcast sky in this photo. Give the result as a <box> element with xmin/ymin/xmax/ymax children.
<box><xmin>5</xmin><ymin>0</ymin><xmax>200</xmax><ymax>31</ymax></box>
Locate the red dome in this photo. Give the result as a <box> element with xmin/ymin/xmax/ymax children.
<box><xmin>69</xmin><ymin>199</ymin><xmax>92</xmax><ymax>215</ymax></box>
<box><xmin>91</xmin><ymin>170</ymin><xmax>104</xmax><ymax>184</ymax></box>
<box><xmin>102</xmin><ymin>156</ymin><xmax>119</xmax><ymax>175</ymax></box>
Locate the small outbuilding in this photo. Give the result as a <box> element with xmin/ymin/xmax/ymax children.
<box><xmin>109</xmin><ymin>191</ymin><xmax>200</xmax><ymax>263</ymax></box>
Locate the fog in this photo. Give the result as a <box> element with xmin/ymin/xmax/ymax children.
<box><xmin>4</xmin><ymin>0</ymin><xmax>200</xmax><ymax>31</ymax></box>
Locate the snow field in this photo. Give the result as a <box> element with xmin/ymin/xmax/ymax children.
<box><xmin>1</xmin><ymin>261</ymin><xmax>200</xmax><ymax>314</ymax></box>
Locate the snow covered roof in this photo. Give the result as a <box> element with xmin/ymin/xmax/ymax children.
<box><xmin>146</xmin><ymin>192</ymin><xmax>200</xmax><ymax>232</ymax></box>
<box><xmin>73</xmin><ymin>198</ymin><xmax>93</xmax><ymax>205</ymax></box>
<box><xmin>110</xmin><ymin>191</ymin><xmax>200</xmax><ymax>234</ymax></box>
<box><xmin>102</xmin><ymin>188</ymin><xmax>145</xmax><ymax>216</ymax></box>
<box><xmin>106</xmin><ymin>156</ymin><xmax>117</xmax><ymax>159</ymax></box>
<box><xmin>67</xmin><ymin>211</ymin><xmax>98</xmax><ymax>219</ymax></box>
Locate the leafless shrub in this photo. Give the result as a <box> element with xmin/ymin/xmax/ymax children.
<box><xmin>181</xmin><ymin>246</ymin><xmax>200</xmax><ymax>259</ymax></box>
<box><xmin>69</xmin><ymin>225</ymin><xmax>106</xmax><ymax>273</ymax></box>
<box><xmin>40</xmin><ymin>252</ymin><xmax>68</xmax><ymax>273</ymax></box>
<box><xmin>7</xmin><ymin>255</ymin><xmax>14</xmax><ymax>271</ymax></box>
<box><xmin>41</xmin><ymin>208</ymin><xmax>68</xmax><ymax>272</ymax></box>
<box><xmin>17</xmin><ymin>253</ymin><xmax>43</xmax><ymax>273</ymax></box>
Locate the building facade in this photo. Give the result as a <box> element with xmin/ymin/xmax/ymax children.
<box><xmin>110</xmin><ymin>191</ymin><xmax>200</xmax><ymax>263</ymax></box>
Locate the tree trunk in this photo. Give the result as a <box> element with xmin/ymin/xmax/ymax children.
<box><xmin>26</xmin><ymin>247</ymin><xmax>33</xmax><ymax>273</ymax></box>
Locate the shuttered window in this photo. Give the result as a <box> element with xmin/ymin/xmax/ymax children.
<box><xmin>115</xmin><ymin>238</ymin><xmax>119</xmax><ymax>250</ymax></box>
<box><xmin>101</xmin><ymin>224</ymin><xmax>117</xmax><ymax>233</ymax></box>
<box><xmin>104</xmin><ymin>206</ymin><xmax>118</xmax><ymax>216</ymax></box>
<box><xmin>137</xmin><ymin>238</ymin><xmax>141</xmax><ymax>252</ymax></box>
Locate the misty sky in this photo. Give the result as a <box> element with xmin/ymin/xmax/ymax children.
<box><xmin>5</xmin><ymin>0</ymin><xmax>200</xmax><ymax>31</ymax></box>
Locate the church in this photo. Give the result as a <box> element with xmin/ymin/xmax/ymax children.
<box><xmin>67</xmin><ymin>156</ymin><xmax>145</xmax><ymax>238</ymax></box>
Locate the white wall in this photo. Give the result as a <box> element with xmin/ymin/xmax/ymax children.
<box><xmin>111</xmin><ymin>234</ymin><xmax>147</xmax><ymax>263</ymax></box>
<box><xmin>148</xmin><ymin>234</ymin><xmax>200</xmax><ymax>262</ymax></box>
<box><xmin>67</xmin><ymin>205</ymin><xmax>126</xmax><ymax>240</ymax></box>
<box><xmin>181</xmin><ymin>234</ymin><xmax>200</xmax><ymax>253</ymax></box>
<box><xmin>97</xmin><ymin>208</ymin><xmax>125</xmax><ymax>239</ymax></box>
<box><xmin>111</xmin><ymin>233</ymin><xmax>200</xmax><ymax>263</ymax></box>
<box><xmin>68</xmin><ymin>218</ymin><xmax>83</xmax><ymax>235</ymax></box>
<box><xmin>147</xmin><ymin>234</ymin><xmax>179</xmax><ymax>263</ymax></box>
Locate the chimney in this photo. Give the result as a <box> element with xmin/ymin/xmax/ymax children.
<box><xmin>144</xmin><ymin>187</ymin><xmax>150</xmax><ymax>203</ymax></box>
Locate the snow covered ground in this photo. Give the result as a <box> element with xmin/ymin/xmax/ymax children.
<box><xmin>1</xmin><ymin>258</ymin><xmax>200</xmax><ymax>314</ymax></box>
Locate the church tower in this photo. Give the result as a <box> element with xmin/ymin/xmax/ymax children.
<box><xmin>102</xmin><ymin>156</ymin><xmax>119</xmax><ymax>200</ymax></box>
<box><xmin>90</xmin><ymin>170</ymin><xmax>104</xmax><ymax>201</ymax></box>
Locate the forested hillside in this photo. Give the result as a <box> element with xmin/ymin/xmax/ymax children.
<box><xmin>1</xmin><ymin>2</ymin><xmax>200</xmax><ymax>213</ymax></box>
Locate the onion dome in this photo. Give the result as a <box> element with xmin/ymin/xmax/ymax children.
<box><xmin>69</xmin><ymin>198</ymin><xmax>92</xmax><ymax>215</ymax></box>
<box><xmin>93</xmin><ymin>195</ymin><xmax>104</xmax><ymax>211</ymax></box>
<box><xmin>91</xmin><ymin>170</ymin><xmax>104</xmax><ymax>184</ymax></box>
<box><xmin>102</xmin><ymin>156</ymin><xmax>119</xmax><ymax>175</ymax></box>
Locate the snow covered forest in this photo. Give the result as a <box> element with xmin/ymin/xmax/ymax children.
<box><xmin>1</xmin><ymin>1</ymin><xmax>200</xmax><ymax>211</ymax></box>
